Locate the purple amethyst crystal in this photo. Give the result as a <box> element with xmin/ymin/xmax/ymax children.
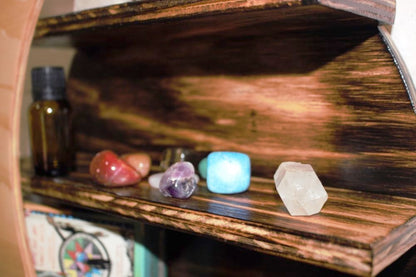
<box><xmin>159</xmin><ymin>161</ymin><xmax>197</xmax><ymax>199</ymax></box>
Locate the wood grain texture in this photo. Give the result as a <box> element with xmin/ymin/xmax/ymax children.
<box><xmin>34</xmin><ymin>0</ymin><xmax>305</xmax><ymax>38</ymax></box>
<box><xmin>28</xmin><ymin>1</ymin><xmax>416</xmax><ymax>276</ymax></box>
<box><xmin>33</xmin><ymin>0</ymin><xmax>395</xmax><ymax>39</ymax></box>
<box><xmin>319</xmin><ymin>0</ymin><xmax>395</xmax><ymax>24</ymax></box>
<box><xmin>62</xmin><ymin>9</ymin><xmax>415</xmax><ymax>198</ymax></box>
<box><xmin>20</xmin><ymin>153</ymin><xmax>416</xmax><ymax>276</ymax></box>
<box><xmin>0</xmin><ymin>0</ymin><xmax>42</xmax><ymax>276</ymax></box>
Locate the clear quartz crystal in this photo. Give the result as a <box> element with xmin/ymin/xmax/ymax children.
<box><xmin>274</xmin><ymin>162</ymin><xmax>328</xmax><ymax>216</ymax></box>
<box><xmin>159</xmin><ymin>161</ymin><xmax>197</xmax><ymax>199</ymax></box>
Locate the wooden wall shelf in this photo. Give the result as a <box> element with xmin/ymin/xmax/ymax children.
<box><xmin>21</xmin><ymin>154</ymin><xmax>416</xmax><ymax>277</ymax></box>
<box><xmin>19</xmin><ymin>0</ymin><xmax>415</xmax><ymax>276</ymax></box>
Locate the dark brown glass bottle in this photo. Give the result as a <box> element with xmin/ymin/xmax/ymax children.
<box><xmin>29</xmin><ymin>67</ymin><xmax>72</xmax><ymax>176</ymax></box>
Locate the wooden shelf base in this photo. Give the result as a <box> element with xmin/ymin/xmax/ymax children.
<box><xmin>21</xmin><ymin>154</ymin><xmax>416</xmax><ymax>276</ymax></box>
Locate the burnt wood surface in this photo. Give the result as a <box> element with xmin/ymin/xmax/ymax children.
<box><xmin>59</xmin><ymin>9</ymin><xmax>416</xmax><ymax>198</ymax></box>
<box><xmin>21</xmin><ymin>153</ymin><xmax>416</xmax><ymax>276</ymax></box>
<box><xmin>34</xmin><ymin>0</ymin><xmax>395</xmax><ymax>39</ymax></box>
<box><xmin>318</xmin><ymin>0</ymin><xmax>394</xmax><ymax>24</ymax></box>
<box><xmin>28</xmin><ymin>1</ymin><xmax>416</xmax><ymax>276</ymax></box>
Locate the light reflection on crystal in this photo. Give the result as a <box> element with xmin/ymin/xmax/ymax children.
<box><xmin>159</xmin><ymin>162</ymin><xmax>197</xmax><ymax>199</ymax></box>
<box><xmin>274</xmin><ymin>162</ymin><xmax>328</xmax><ymax>216</ymax></box>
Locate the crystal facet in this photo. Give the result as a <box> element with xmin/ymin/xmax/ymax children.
<box><xmin>159</xmin><ymin>162</ymin><xmax>197</xmax><ymax>199</ymax></box>
<box><xmin>274</xmin><ymin>162</ymin><xmax>328</xmax><ymax>216</ymax></box>
<box><xmin>207</xmin><ymin>151</ymin><xmax>251</xmax><ymax>194</ymax></box>
<box><xmin>150</xmin><ymin>172</ymin><xmax>199</xmax><ymax>189</ymax></box>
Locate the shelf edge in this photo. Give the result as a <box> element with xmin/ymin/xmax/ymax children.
<box><xmin>34</xmin><ymin>0</ymin><xmax>312</xmax><ymax>38</ymax></box>
<box><xmin>22</xmin><ymin>176</ymin><xmax>390</xmax><ymax>276</ymax></box>
<box><xmin>318</xmin><ymin>0</ymin><xmax>395</xmax><ymax>24</ymax></box>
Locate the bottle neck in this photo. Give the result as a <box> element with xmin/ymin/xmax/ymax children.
<box><xmin>32</xmin><ymin>89</ymin><xmax>67</xmax><ymax>102</ymax></box>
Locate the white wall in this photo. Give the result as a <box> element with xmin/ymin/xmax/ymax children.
<box><xmin>391</xmin><ymin>0</ymin><xmax>416</xmax><ymax>90</ymax></box>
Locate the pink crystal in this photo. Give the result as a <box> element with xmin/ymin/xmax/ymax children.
<box><xmin>159</xmin><ymin>161</ymin><xmax>197</xmax><ymax>199</ymax></box>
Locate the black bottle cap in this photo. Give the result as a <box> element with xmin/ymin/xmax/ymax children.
<box><xmin>31</xmin><ymin>66</ymin><xmax>67</xmax><ymax>101</ymax></box>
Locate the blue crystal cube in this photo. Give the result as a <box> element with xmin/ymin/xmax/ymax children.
<box><xmin>207</xmin><ymin>151</ymin><xmax>251</xmax><ymax>194</ymax></box>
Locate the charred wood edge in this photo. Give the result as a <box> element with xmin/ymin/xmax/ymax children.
<box><xmin>19</xmin><ymin>176</ymin><xmax>373</xmax><ymax>276</ymax></box>
<box><xmin>33</xmin><ymin>0</ymin><xmax>305</xmax><ymax>39</ymax></box>
<box><xmin>378</xmin><ymin>24</ymin><xmax>416</xmax><ymax>114</ymax></box>
<box><xmin>19</xmin><ymin>164</ymin><xmax>416</xmax><ymax>277</ymax></box>
<box><xmin>34</xmin><ymin>0</ymin><xmax>395</xmax><ymax>39</ymax></box>
<box><xmin>318</xmin><ymin>0</ymin><xmax>395</xmax><ymax>24</ymax></box>
<box><xmin>371</xmin><ymin>216</ymin><xmax>416</xmax><ymax>275</ymax></box>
